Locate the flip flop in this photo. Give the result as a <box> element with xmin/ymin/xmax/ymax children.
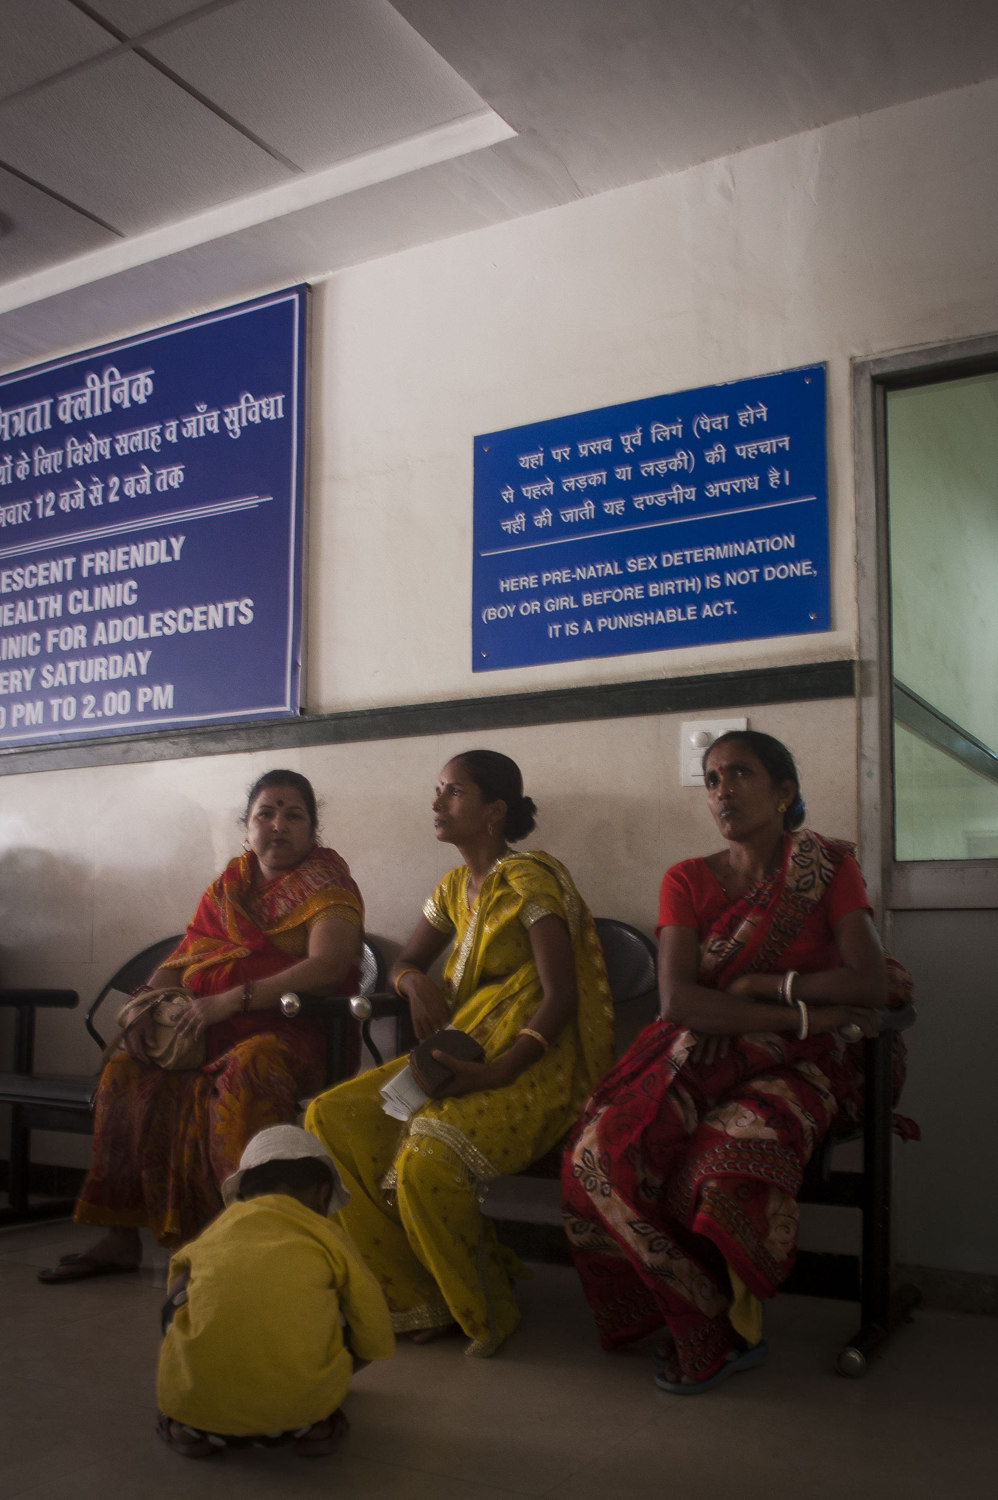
<box><xmin>155</xmin><ymin>1412</ymin><xmax>222</xmax><ymax>1460</ymax></box>
<box><xmin>37</xmin><ymin>1254</ymin><xmax>140</xmax><ymax>1284</ymax></box>
<box><xmin>295</xmin><ymin>1408</ymin><xmax>350</xmax><ymax>1458</ymax></box>
<box><xmin>654</xmin><ymin>1339</ymin><xmax>769</xmax><ymax>1395</ymax></box>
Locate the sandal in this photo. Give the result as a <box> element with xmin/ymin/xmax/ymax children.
<box><xmin>155</xmin><ymin>1412</ymin><xmax>222</xmax><ymax>1460</ymax></box>
<box><xmin>654</xmin><ymin>1339</ymin><xmax>769</xmax><ymax>1396</ymax></box>
<box><xmin>38</xmin><ymin>1254</ymin><xmax>140</xmax><ymax>1285</ymax></box>
<box><xmin>295</xmin><ymin>1408</ymin><xmax>349</xmax><ymax>1458</ymax></box>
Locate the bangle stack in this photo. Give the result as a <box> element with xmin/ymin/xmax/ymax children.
<box><xmin>795</xmin><ymin>999</ymin><xmax>809</xmax><ymax>1040</ymax></box>
<box><xmin>393</xmin><ymin>965</ymin><xmax>422</xmax><ymax>999</ymax></box>
<box><xmin>517</xmin><ymin>1027</ymin><xmax>549</xmax><ymax>1052</ymax></box>
<box><xmin>780</xmin><ymin>970</ymin><xmax>799</xmax><ymax>1006</ymax></box>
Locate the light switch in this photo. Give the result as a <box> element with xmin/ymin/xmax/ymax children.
<box><xmin>680</xmin><ymin>718</ymin><xmax>748</xmax><ymax>786</ymax></box>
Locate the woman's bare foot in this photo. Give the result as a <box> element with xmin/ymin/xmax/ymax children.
<box><xmin>653</xmin><ymin>1335</ymin><xmax>681</xmax><ymax>1385</ymax></box>
<box><xmin>82</xmin><ymin>1228</ymin><xmax>143</xmax><ymax>1266</ymax></box>
<box><xmin>37</xmin><ymin>1227</ymin><xmax>142</xmax><ymax>1282</ymax></box>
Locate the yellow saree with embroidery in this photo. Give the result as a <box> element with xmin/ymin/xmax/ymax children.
<box><xmin>305</xmin><ymin>850</ymin><xmax>613</xmax><ymax>1355</ymax></box>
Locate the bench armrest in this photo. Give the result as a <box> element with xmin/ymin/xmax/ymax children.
<box><xmin>0</xmin><ymin>989</ymin><xmax>79</xmax><ymax>1010</ymax></box>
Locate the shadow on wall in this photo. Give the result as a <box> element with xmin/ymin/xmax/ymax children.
<box><xmin>0</xmin><ymin>847</ymin><xmax>93</xmax><ymax>975</ymax></box>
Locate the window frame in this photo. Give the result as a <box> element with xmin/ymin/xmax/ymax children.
<box><xmin>855</xmin><ymin>334</ymin><xmax>998</xmax><ymax>912</ymax></box>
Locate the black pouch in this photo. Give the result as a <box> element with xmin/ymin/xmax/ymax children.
<box><xmin>408</xmin><ymin>1029</ymin><xmax>485</xmax><ymax>1095</ymax></box>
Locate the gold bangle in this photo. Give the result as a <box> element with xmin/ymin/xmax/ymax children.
<box><xmin>393</xmin><ymin>965</ymin><xmax>422</xmax><ymax>999</ymax></box>
<box><xmin>517</xmin><ymin>1027</ymin><xmax>549</xmax><ymax>1052</ymax></box>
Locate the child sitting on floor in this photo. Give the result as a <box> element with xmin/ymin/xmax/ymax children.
<box><xmin>156</xmin><ymin>1124</ymin><xmax>394</xmax><ymax>1459</ymax></box>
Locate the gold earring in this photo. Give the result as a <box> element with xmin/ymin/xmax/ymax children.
<box><xmin>777</xmin><ymin>802</ymin><xmax>787</xmax><ymax>815</ymax></box>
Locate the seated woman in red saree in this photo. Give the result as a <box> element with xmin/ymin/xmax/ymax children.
<box><xmin>562</xmin><ymin>730</ymin><xmax>913</xmax><ymax>1394</ymax></box>
<box><xmin>40</xmin><ymin>770</ymin><xmax>363</xmax><ymax>1281</ymax></box>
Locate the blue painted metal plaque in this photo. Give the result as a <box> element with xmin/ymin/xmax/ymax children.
<box><xmin>0</xmin><ymin>286</ymin><xmax>307</xmax><ymax>746</ymax></box>
<box><xmin>473</xmin><ymin>364</ymin><xmax>829</xmax><ymax>671</ymax></box>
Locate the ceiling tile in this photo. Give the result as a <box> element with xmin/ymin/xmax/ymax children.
<box><xmin>0</xmin><ymin>50</ymin><xmax>291</xmax><ymax>235</ymax></box>
<box><xmin>0</xmin><ymin>168</ymin><xmax>119</xmax><ymax>289</ymax></box>
<box><xmin>144</xmin><ymin>0</ymin><xmax>487</xmax><ymax>171</ymax></box>
<box><xmin>0</xmin><ymin>0</ymin><xmax>116</xmax><ymax>101</ymax></box>
<box><xmin>83</xmin><ymin>0</ymin><xmax>223</xmax><ymax>36</ymax></box>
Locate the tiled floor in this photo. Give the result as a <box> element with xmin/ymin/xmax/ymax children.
<box><xmin>2</xmin><ymin>1217</ymin><xmax>995</xmax><ymax>1499</ymax></box>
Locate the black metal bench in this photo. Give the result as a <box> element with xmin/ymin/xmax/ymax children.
<box><xmin>0</xmin><ymin>935</ymin><xmax>386</xmax><ymax>1225</ymax></box>
<box><xmin>349</xmin><ymin>918</ymin><xmax>920</xmax><ymax>1375</ymax></box>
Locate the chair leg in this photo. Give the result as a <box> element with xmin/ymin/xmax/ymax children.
<box><xmin>7</xmin><ymin>1107</ymin><xmax>30</xmax><ymax>1215</ymax></box>
<box><xmin>835</xmin><ymin>1033</ymin><xmax>921</xmax><ymax>1376</ymax></box>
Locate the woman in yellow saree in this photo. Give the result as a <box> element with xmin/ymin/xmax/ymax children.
<box><xmin>306</xmin><ymin>749</ymin><xmax>613</xmax><ymax>1356</ymax></box>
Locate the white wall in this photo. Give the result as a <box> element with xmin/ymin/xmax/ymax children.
<box><xmin>308</xmin><ymin>76</ymin><xmax>998</xmax><ymax>712</ymax></box>
<box><xmin>4</xmin><ymin>77</ymin><xmax>998</xmax><ymax>1271</ymax></box>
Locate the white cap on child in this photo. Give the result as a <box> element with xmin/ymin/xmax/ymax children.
<box><xmin>221</xmin><ymin>1124</ymin><xmax>350</xmax><ymax>1215</ymax></box>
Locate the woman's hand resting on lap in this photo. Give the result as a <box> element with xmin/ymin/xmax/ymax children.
<box><xmin>809</xmin><ymin>1005</ymin><xmax>881</xmax><ymax>1039</ymax></box>
<box><xmin>431</xmin><ymin>1053</ymin><xmax>516</xmax><ymax>1097</ymax></box>
<box><xmin>403</xmin><ymin>973</ymin><xmax>452</xmax><ymax>1040</ymax></box>
<box><xmin>174</xmin><ymin>991</ymin><xmax>236</xmax><ymax>1038</ymax></box>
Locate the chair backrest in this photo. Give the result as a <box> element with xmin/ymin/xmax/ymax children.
<box><xmin>359</xmin><ymin>936</ymin><xmax>386</xmax><ymax>997</ymax></box>
<box><xmin>86</xmin><ymin>934</ymin><xmax>183</xmax><ymax>1047</ymax></box>
<box><xmin>594</xmin><ymin>917</ymin><xmax>659</xmax><ymax>1055</ymax></box>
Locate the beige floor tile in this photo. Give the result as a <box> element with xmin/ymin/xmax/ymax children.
<box><xmin>2</xmin><ymin>1222</ymin><xmax>996</xmax><ymax>1500</ymax></box>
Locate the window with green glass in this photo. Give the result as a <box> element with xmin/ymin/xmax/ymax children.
<box><xmin>886</xmin><ymin>372</ymin><xmax>998</xmax><ymax>860</ymax></box>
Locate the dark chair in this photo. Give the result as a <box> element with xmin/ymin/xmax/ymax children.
<box><xmin>0</xmin><ymin>934</ymin><xmax>181</xmax><ymax>1224</ymax></box>
<box><xmin>791</xmin><ymin>1004</ymin><xmax>921</xmax><ymax>1376</ymax></box>
<box><xmin>347</xmin><ymin>917</ymin><xmax>658</xmax><ymax>1071</ymax></box>
<box><xmin>293</xmin><ymin>937</ymin><xmax>387</xmax><ymax>1082</ymax></box>
<box><xmin>0</xmin><ymin>935</ymin><xmax>386</xmax><ymax>1225</ymax></box>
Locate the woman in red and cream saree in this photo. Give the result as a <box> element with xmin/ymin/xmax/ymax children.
<box><xmin>46</xmin><ymin>772</ymin><xmax>363</xmax><ymax>1273</ymax></box>
<box><xmin>562</xmin><ymin>732</ymin><xmax>913</xmax><ymax>1392</ymax></box>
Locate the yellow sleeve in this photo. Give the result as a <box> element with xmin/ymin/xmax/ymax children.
<box><xmin>328</xmin><ymin>1228</ymin><xmax>395</xmax><ymax>1362</ymax></box>
<box><xmin>503</xmin><ymin>852</ymin><xmax>571</xmax><ymax>922</ymax></box>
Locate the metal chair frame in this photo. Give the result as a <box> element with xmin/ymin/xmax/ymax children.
<box><xmin>0</xmin><ymin>935</ymin><xmax>386</xmax><ymax>1225</ymax></box>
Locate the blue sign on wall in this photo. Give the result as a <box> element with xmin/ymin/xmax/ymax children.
<box><xmin>473</xmin><ymin>364</ymin><xmax>829</xmax><ymax>672</ymax></box>
<box><xmin>0</xmin><ymin>286</ymin><xmax>307</xmax><ymax>746</ymax></box>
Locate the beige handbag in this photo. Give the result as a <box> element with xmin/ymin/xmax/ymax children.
<box><xmin>112</xmin><ymin>986</ymin><xmax>206</xmax><ymax>1070</ymax></box>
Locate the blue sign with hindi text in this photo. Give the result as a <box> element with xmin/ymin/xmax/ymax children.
<box><xmin>0</xmin><ymin>286</ymin><xmax>307</xmax><ymax>746</ymax></box>
<box><xmin>473</xmin><ymin>364</ymin><xmax>829</xmax><ymax>671</ymax></box>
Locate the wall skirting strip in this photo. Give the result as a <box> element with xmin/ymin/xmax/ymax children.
<box><xmin>0</xmin><ymin>659</ymin><xmax>855</xmax><ymax>777</ymax></box>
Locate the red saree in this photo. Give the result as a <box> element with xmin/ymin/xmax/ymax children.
<box><xmin>75</xmin><ymin>846</ymin><xmax>363</xmax><ymax>1246</ymax></box>
<box><xmin>561</xmin><ymin>830</ymin><xmax>913</xmax><ymax>1383</ymax></box>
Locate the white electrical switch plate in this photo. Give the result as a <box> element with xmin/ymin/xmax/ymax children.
<box><xmin>680</xmin><ymin>718</ymin><xmax>748</xmax><ymax>786</ymax></box>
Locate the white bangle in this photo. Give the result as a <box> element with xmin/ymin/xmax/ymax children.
<box><xmin>781</xmin><ymin>970</ymin><xmax>799</xmax><ymax>1006</ymax></box>
<box><xmin>795</xmin><ymin>999</ymin><xmax>809</xmax><ymax>1040</ymax></box>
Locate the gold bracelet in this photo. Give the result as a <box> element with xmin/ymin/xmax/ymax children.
<box><xmin>517</xmin><ymin>1027</ymin><xmax>549</xmax><ymax>1052</ymax></box>
<box><xmin>393</xmin><ymin>965</ymin><xmax>423</xmax><ymax>999</ymax></box>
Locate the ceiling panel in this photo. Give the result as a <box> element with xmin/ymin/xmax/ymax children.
<box><xmin>0</xmin><ymin>0</ymin><xmax>115</xmax><ymax>101</ymax></box>
<box><xmin>397</xmin><ymin>0</ymin><xmax>998</xmax><ymax>189</ymax></box>
<box><xmin>83</xmin><ymin>0</ymin><xmax>227</xmax><ymax>36</ymax></box>
<box><xmin>3</xmin><ymin>0</ymin><xmax>998</xmax><ymax>367</ymax></box>
<box><xmin>0</xmin><ymin>50</ymin><xmax>292</xmax><ymax>234</ymax></box>
<box><xmin>145</xmin><ymin>0</ymin><xmax>488</xmax><ymax>172</ymax></box>
<box><xmin>0</xmin><ymin>167</ymin><xmax>120</xmax><ymax>283</ymax></box>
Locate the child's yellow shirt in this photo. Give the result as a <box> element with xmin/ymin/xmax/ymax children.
<box><xmin>156</xmin><ymin>1193</ymin><xmax>394</xmax><ymax>1435</ymax></box>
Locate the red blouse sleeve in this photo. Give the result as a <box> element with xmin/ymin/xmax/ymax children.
<box><xmin>657</xmin><ymin>860</ymin><xmax>704</xmax><ymax>932</ymax></box>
